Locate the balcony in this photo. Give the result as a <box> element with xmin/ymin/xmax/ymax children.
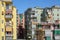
<box><xmin>6</xmin><ymin>36</ymin><xmax>13</xmax><ymax>40</ymax></box>
<box><xmin>6</xmin><ymin>27</ymin><xmax>12</xmax><ymax>31</ymax></box>
<box><xmin>5</xmin><ymin>22</ymin><xmax>12</xmax><ymax>27</ymax></box>
<box><xmin>54</xmin><ymin>35</ymin><xmax>60</xmax><ymax>40</ymax></box>
<box><xmin>45</xmin><ymin>30</ymin><xmax>51</xmax><ymax>36</ymax></box>
<box><xmin>6</xmin><ymin>34</ymin><xmax>13</xmax><ymax>36</ymax></box>
<box><xmin>31</xmin><ymin>15</ymin><xmax>36</xmax><ymax>17</ymax></box>
<box><xmin>5</xmin><ymin>31</ymin><xmax>13</xmax><ymax>36</ymax></box>
<box><xmin>5</xmin><ymin>14</ymin><xmax>12</xmax><ymax>19</ymax></box>
<box><xmin>1</xmin><ymin>0</ymin><xmax>12</xmax><ymax>2</ymax></box>
<box><xmin>32</xmin><ymin>21</ymin><xmax>38</xmax><ymax>25</ymax></box>
<box><xmin>48</xmin><ymin>15</ymin><xmax>52</xmax><ymax>19</ymax></box>
<box><xmin>6</xmin><ymin>9</ymin><xmax>12</xmax><ymax>14</ymax></box>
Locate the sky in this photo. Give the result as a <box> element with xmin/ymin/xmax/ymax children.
<box><xmin>13</xmin><ymin>0</ymin><xmax>60</xmax><ymax>14</ymax></box>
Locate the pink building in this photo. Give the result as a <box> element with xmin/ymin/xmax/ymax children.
<box><xmin>17</xmin><ymin>14</ymin><xmax>25</xmax><ymax>39</ymax></box>
<box><xmin>17</xmin><ymin>14</ymin><xmax>25</xmax><ymax>28</ymax></box>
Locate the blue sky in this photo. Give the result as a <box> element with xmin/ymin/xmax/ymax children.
<box><xmin>13</xmin><ymin>0</ymin><xmax>60</xmax><ymax>13</ymax></box>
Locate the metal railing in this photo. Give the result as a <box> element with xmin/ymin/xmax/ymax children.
<box><xmin>6</xmin><ymin>34</ymin><xmax>13</xmax><ymax>36</ymax></box>
<box><xmin>5</xmin><ymin>15</ymin><xmax>12</xmax><ymax>18</ymax></box>
<box><xmin>5</xmin><ymin>22</ymin><xmax>12</xmax><ymax>27</ymax></box>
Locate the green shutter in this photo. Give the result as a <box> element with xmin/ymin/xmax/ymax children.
<box><xmin>27</xmin><ymin>26</ymin><xmax>29</xmax><ymax>30</ymax></box>
<box><xmin>20</xmin><ymin>16</ymin><xmax>23</xmax><ymax>19</ymax></box>
<box><xmin>46</xmin><ymin>36</ymin><xmax>51</xmax><ymax>40</ymax></box>
<box><xmin>54</xmin><ymin>30</ymin><xmax>60</xmax><ymax>35</ymax></box>
<box><xmin>20</xmin><ymin>16</ymin><xmax>23</xmax><ymax>22</ymax></box>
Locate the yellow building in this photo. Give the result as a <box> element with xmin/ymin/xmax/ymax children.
<box><xmin>0</xmin><ymin>0</ymin><xmax>17</xmax><ymax>40</ymax></box>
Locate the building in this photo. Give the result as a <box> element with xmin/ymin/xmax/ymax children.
<box><xmin>51</xmin><ymin>6</ymin><xmax>60</xmax><ymax>40</ymax></box>
<box><xmin>41</xmin><ymin>8</ymin><xmax>52</xmax><ymax>23</ymax></box>
<box><xmin>25</xmin><ymin>5</ymin><xmax>60</xmax><ymax>40</ymax></box>
<box><xmin>17</xmin><ymin>14</ymin><xmax>20</xmax><ymax>27</ymax></box>
<box><xmin>17</xmin><ymin>14</ymin><xmax>26</xmax><ymax>39</ymax></box>
<box><xmin>41</xmin><ymin>6</ymin><xmax>60</xmax><ymax>40</ymax></box>
<box><xmin>52</xmin><ymin>6</ymin><xmax>60</xmax><ymax>23</ymax></box>
<box><xmin>19</xmin><ymin>14</ymin><xmax>25</xmax><ymax>28</ymax></box>
<box><xmin>0</xmin><ymin>0</ymin><xmax>17</xmax><ymax>40</ymax></box>
<box><xmin>17</xmin><ymin>13</ymin><xmax>25</xmax><ymax>29</ymax></box>
<box><xmin>43</xmin><ymin>6</ymin><xmax>60</xmax><ymax>23</ymax></box>
<box><xmin>40</xmin><ymin>8</ymin><xmax>53</xmax><ymax>40</ymax></box>
<box><xmin>25</xmin><ymin>7</ymin><xmax>43</xmax><ymax>40</ymax></box>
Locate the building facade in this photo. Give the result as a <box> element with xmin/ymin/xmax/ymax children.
<box><xmin>51</xmin><ymin>6</ymin><xmax>60</xmax><ymax>40</ymax></box>
<box><xmin>52</xmin><ymin>6</ymin><xmax>60</xmax><ymax>23</ymax></box>
<box><xmin>40</xmin><ymin>6</ymin><xmax>60</xmax><ymax>40</ymax></box>
<box><xmin>41</xmin><ymin>6</ymin><xmax>60</xmax><ymax>40</ymax></box>
<box><xmin>17</xmin><ymin>14</ymin><xmax>26</xmax><ymax>39</ymax></box>
<box><xmin>19</xmin><ymin>14</ymin><xmax>25</xmax><ymax>28</ymax></box>
<box><xmin>25</xmin><ymin>5</ymin><xmax>60</xmax><ymax>40</ymax></box>
<box><xmin>0</xmin><ymin>0</ymin><xmax>17</xmax><ymax>40</ymax></box>
<box><xmin>25</xmin><ymin>7</ymin><xmax>43</xmax><ymax>40</ymax></box>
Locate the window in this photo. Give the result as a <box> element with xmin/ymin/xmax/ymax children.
<box><xmin>57</xmin><ymin>14</ymin><xmax>59</xmax><ymax>16</ymax></box>
<box><xmin>17</xmin><ymin>20</ymin><xmax>18</xmax><ymax>22</ymax></box>
<box><xmin>32</xmin><ymin>13</ymin><xmax>35</xmax><ymax>15</ymax></box>
<box><xmin>35</xmin><ymin>11</ymin><xmax>38</xmax><ymax>13</ymax></box>
<box><xmin>2</xmin><ymin>36</ymin><xmax>4</xmax><ymax>40</ymax></box>
<box><xmin>2</xmin><ymin>11</ymin><xmax>4</xmax><ymax>15</ymax></box>
<box><xmin>52</xmin><ymin>9</ymin><xmax>54</xmax><ymax>11</ymax></box>
<box><xmin>32</xmin><ymin>17</ymin><xmax>37</xmax><ymax>19</ymax></box>
<box><xmin>6</xmin><ymin>4</ymin><xmax>10</xmax><ymax>9</ymax></box>
<box><xmin>54</xmin><ymin>24</ymin><xmax>60</xmax><ymax>29</ymax></box>
<box><xmin>21</xmin><ymin>23</ymin><xmax>23</xmax><ymax>25</ymax></box>
<box><xmin>53</xmin><ymin>18</ymin><xmax>54</xmax><ymax>20</ymax></box>
<box><xmin>6</xmin><ymin>36</ymin><xmax>13</xmax><ymax>40</ymax></box>
<box><xmin>2</xmin><ymin>2</ymin><xmax>4</xmax><ymax>6</ymax></box>
<box><xmin>57</xmin><ymin>18</ymin><xmax>59</xmax><ymax>20</ymax></box>
<box><xmin>26</xmin><ymin>15</ymin><xmax>29</xmax><ymax>19</ymax></box>
<box><xmin>53</xmin><ymin>14</ymin><xmax>54</xmax><ymax>16</ymax></box>
<box><xmin>16</xmin><ymin>16</ymin><xmax>18</xmax><ymax>18</ymax></box>
<box><xmin>2</xmin><ymin>29</ymin><xmax>3</xmax><ymax>32</ymax></box>
<box><xmin>45</xmin><ymin>26</ymin><xmax>50</xmax><ymax>29</ymax></box>
<box><xmin>57</xmin><ymin>9</ymin><xmax>59</xmax><ymax>11</ymax></box>
<box><xmin>2</xmin><ymin>20</ymin><xmax>4</xmax><ymax>23</ymax></box>
<box><xmin>6</xmin><ymin>31</ymin><xmax>12</xmax><ymax>34</ymax></box>
<box><xmin>32</xmin><ymin>11</ymin><xmax>35</xmax><ymax>12</ymax></box>
<box><xmin>33</xmin><ymin>19</ymin><xmax>37</xmax><ymax>22</ymax></box>
<box><xmin>22</xmin><ymin>19</ymin><xmax>23</xmax><ymax>22</ymax></box>
<box><xmin>37</xmin><ymin>24</ymin><xmax>42</xmax><ymax>28</ymax></box>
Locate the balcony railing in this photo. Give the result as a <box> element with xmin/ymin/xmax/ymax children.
<box><xmin>6</xmin><ymin>36</ymin><xmax>13</xmax><ymax>40</ymax></box>
<box><xmin>5</xmin><ymin>22</ymin><xmax>12</xmax><ymax>27</ymax></box>
<box><xmin>32</xmin><ymin>21</ymin><xmax>38</xmax><ymax>25</ymax></box>
<box><xmin>6</xmin><ymin>27</ymin><xmax>12</xmax><ymax>31</ymax></box>
<box><xmin>6</xmin><ymin>9</ymin><xmax>12</xmax><ymax>14</ymax></box>
<box><xmin>54</xmin><ymin>35</ymin><xmax>60</xmax><ymax>40</ymax></box>
<box><xmin>5</xmin><ymin>14</ymin><xmax>12</xmax><ymax>18</ymax></box>
<box><xmin>55</xmin><ymin>29</ymin><xmax>60</xmax><ymax>30</ymax></box>
<box><xmin>6</xmin><ymin>34</ymin><xmax>13</xmax><ymax>36</ymax></box>
<box><xmin>31</xmin><ymin>15</ymin><xmax>36</xmax><ymax>18</ymax></box>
